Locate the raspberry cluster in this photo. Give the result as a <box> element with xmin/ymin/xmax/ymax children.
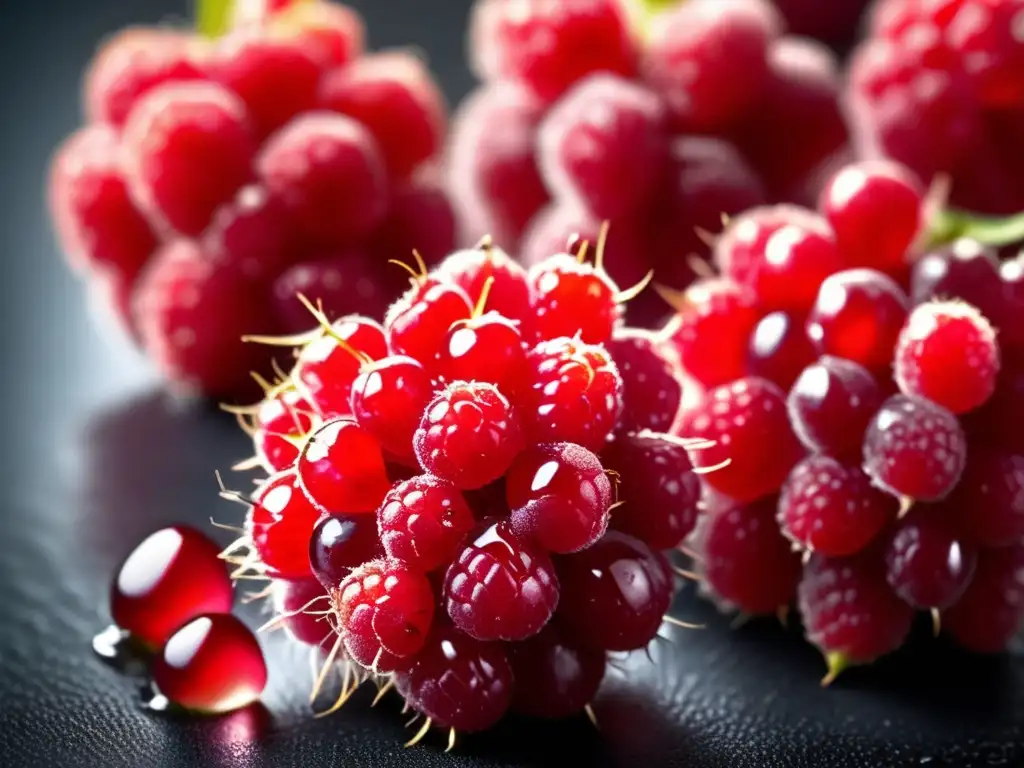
<box><xmin>848</xmin><ymin>0</ymin><xmax>1024</xmax><ymax>215</ymax></box>
<box><xmin>665</xmin><ymin>155</ymin><xmax>1024</xmax><ymax>682</ymax></box>
<box><xmin>224</xmin><ymin>240</ymin><xmax>698</xmax><ymax>739</ymax></box>
<box><xmin>48</xmin><ymin>1</ymin><xmax>454</xmax><ymax>399</ymax></box>
<box><xmin>449</xmin><ymin>0</ymin><xmax>849</xmax><ymax>327</ymax></box>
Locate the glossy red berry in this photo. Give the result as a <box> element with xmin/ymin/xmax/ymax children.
<box><xmin>862</xmin><ymin>395</ymin><xmax>967</xmax><ymax>502</ymax></box>
<box><xmin>678</xmin><ymin>376</ymin><xmax>803</xmax><ymax>503</ymax></box>
<box><xmin>746</xmin><ymin>311</ymin><xmax>817</xmax><ymax>392</ymax></box>
<box><xmin>268</xmin><ymin>0</ymin><xmax>364</xmax><ymax>68</ymax></box>
<box><xmin>253</xmin><ymin>388</ymin><xmax>315</xmax><ymax>473</ymax></box>
<box><xmin>965</xmin><ymin>358</ymin><xmax>1024</xmax><ymax>455</ymax></box>
<box><xmin>508</xmin><ymin>623</ymin><xmax>606</xmax><ymax>719</ymax></box>
<box><xmin>350</xmin><ymin>356</ymin><xmax>433</xmax><ymax>467</ymax></box>
<box><xmin>884</xmin><ymin>509</ymin><xmax>977</xmax><ymax>611</ymax></box>
<box><xmin>527</xmin><ymin>252</ymin><xmax>622</xmax><ymax>344</ymax></box>
<box><xmin>606</xmin><ymin>330</ymin><xmax>683</xmax><ymax>434</ymax></box>
<box><xmin>297</xmin><ymin>419</ymin><xmax>391</xmax><ymax>514</ymax></box>
<box><xmin>414</xmin><ymin>382</ymin><xmax>524</xmax><ymax>490</ymax></box>
<box><xmin>109</xmin><ymin>526</ymin><xmax>233</xmax><ymax>650</ymax></box>
<box><xmin>556</xmin><ymin>531</ymin><xmax>672</xmax><ymax>652</ymax></box>
<box><xmin>248</xmin><ymin>470</ymin><xmax>323</xmax><ymax>580</ymax></box>
<box><xmin>779</xmin><ymin>456</ymin><xmax>896</xmax><ymax>557</ymax></box>
<box><xmin>435</xmin><ymin>312</ymin><xmax>528</xmax><ymax>398</ymax></box>
<box><xmin>333</xmin><ymin>559</ymin><xmax>434</xmax><ymax>672</ymax></box>
<box><xmin>910</xmin><ymin>239</ymin><xmax>1003</xmax><ymax>313</ymax></box>
<box><xmin>272</xmin><ymin>577</ymin><xmax>334</xmax><ymax>650</ymax></box>
<box><xmin>749</xmin><ymin>215</ymin><xmax>843</xmax><ymax>313</ymax></box>
<box><xmin>894</xmin><ymin>300</ymin><xmax>1001</xmax><ymax>415</ymax></box>
<box><xmin>943</xmin><ymin>544</ymin><xmax>1024</xmax><ymax>654</ymax></box>
<box><xmin>152</xmin><ymin>614</ymin><xmax>267</xmax><ymax>714</ymax></box>
<box><xmin>947</xmin><ymin>447</ymin><xmax>1024</xmax><ymax>549</ymax></box>
<box><xmin>521</xmin><ymin>336</ymin><xmax>623</xmax><ymax>453</ymax></box>
<box><xmin>309</xmin><ymin>513</ymin><xmax>384</xmax><ymax>590</ymax></box>
<box><xmin>713</xmin><ymin>205</ymin><xmax>797</xmax><ymax>287</ymax></box>
<box><xmin>444</xmin><ymin>520</ymin><xmax>559</xmax><ymax>641</ymax></box>
<box><xmin>434</xmin><ymin>244</ymin><xmax>532</xmax><ymax>326</ymax></box>
<box><xmin>378</xmin><ymin>475</ymin><xmax>476</xmax><ymax>572</ymax></box>
<box><xmin>385</xmin><ymin>282</ymin><xmax>473</xmax><ymax>365</ymax></box>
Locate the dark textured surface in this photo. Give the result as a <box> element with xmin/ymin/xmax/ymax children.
<box><xmin>1</xmin><ymin>1</ymin><xmax>1024</xmax><ymax>767</ymax></box>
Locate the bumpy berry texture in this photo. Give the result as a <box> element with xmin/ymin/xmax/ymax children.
<box><xmin>943</xmin><ymin>544</ymin><xmax>1024</xmax><ymax>654</ymax></box>
<box><xmin>377</xmin><ymin>475</ymin><xmax>476</xmax><ymax>572</ymax></box>
<box><xmin>606</xmin><ymin>330</ymin><xmax>683</xmax><ymax>433</ymax></box>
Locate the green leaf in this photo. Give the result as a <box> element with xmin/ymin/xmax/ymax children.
<box><xmin>196</xmin><ymin>0</ymin><xmax>236</xmax><ymax>39</ymax></box>
<box><xmin>928</xmin><ymin>208</ymin><xmax>1024</xmax><ymax>249</ymax></box>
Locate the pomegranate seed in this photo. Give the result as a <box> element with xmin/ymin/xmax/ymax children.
<box><xmin>606</xmin><ymin>329</ymin><xmax>683</xmax><ymax>434</ymax></box>
<box><xmin>309</xmin><ymin>513</ymin><xmax>383</xmax><ymax>590</ymax></box>
<box><xmin>943</xmin><ymin>544</ymin><xmax>1024</xmax><ymax>654</ymax></box>
<box><xmin>508</xmin><ymin>622</ymin><xmax>606</xmax><ymax>719</ymax></box>
<box><xmin>435</xmin><ymin>312</ymin><xmax>528</xmax><ymax>398</ymax></box>
<box><xmin>297</xmin><ymin>418</ymin><xmax>391</xmax><ymax>514</ymax></box>
<box><xmin>527</xmin><ymin>252</ymin><xmax>623</xmax><ymax>344</ymax></box>
<box><xmin>378</xmin><ymin>475</ymin><xmax>476</xmax><ymax>572</ymax></box>
<box><xmin>746</xmin><ymin>311</ymin><xmax>817</xmax><ymax>392</ymax></box>
<box><xmin>272</xmin><ymin>577</ymin><xmax>334</xmax><ymax>650</ymax></box>
<box><xmin>350</xmin><ymin>355</ymin><xmax>433</xmax><ymax>467</ymax></box>
<box><xmin>911</xmin><ymin>238</ymin><xmax>1003</xmax><ymax>315</ymax></box>
<box><xmin>253</xmin><ymin>388</ymin><xmax>316</xmax><ymax>473</ymax></box>
<box><xmin>884</xmin><ymin>509</ymin><xmax>978</xmax><ymax>611</ymax></box>
<box><xmin>247</xmin><ymin>470</ymin><xmax>323</xmax><ymax>580</ymax></box>
<box><xmin>386</xmin><ymin>282</ymin><xmax>473</xmax><ymax>366</ymax></box>
<box><xmin>434</xmin><ymin>244</ymin><xmax>532</xmax><ymax>326</ymax></box>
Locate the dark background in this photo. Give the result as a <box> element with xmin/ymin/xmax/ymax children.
<box><xmin>0</xmin><ymin>2</ymin><xmax>1023</xmax><ymax>767</ymax></box>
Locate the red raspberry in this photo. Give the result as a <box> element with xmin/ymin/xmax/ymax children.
<box><xmin>819</xmin><ymin>160</ymin><xmax>922</xmax><ymax>275</ymax></box>
<box><xmin>435</xmin><ymin>243</ymin><xmax>532</xmax><ymax>326</ymax></box>
<box><xmin>556</xmin><ymin>531</ymin><xmax>672</xmax><ymax>651</ymax></box>
<box><xmin>253</xmin><ymin>387</ymin><xmax>315</xmax><ymax>473</ymax></box>
<box><xmin>444</xmin><ymin>520</ymin><xmax>559</xmax><ymax>641</ymax></box>
<box><xmin>507</xmin><ymin>623</ymin><xmax>606</xmax><ymax>719</ymax></box>
<box><xmin>256</xmin><ymin>112</ymin><xmax>388</xmax><ymax>248</ymax></box>
<box><xmin>333</xmin><ymin>559</ymin><xmax>434</xmax><ymax>672</ymax></box>
<box><xmin>319</xmin><ymin>51</ymin><xmax>446</xmax><ymax>179</ymax></box>
<box><xmin>894</xmin><ymin>300</ymin><xmax>1001</xmax><ymax>415</ymax></box>
<box><xmin>527</xmin><ymin>252</ymin><xmax>622</xmax><ymax>345</ymax></box>
<box><xmin>520</xmin><ymin>336</ymin><xmax>623</xmax><ymax>453</ymax></box>
<box><xmin>677</xmin><ymin>376</ymin><xmax>803</xmax><ymax>503</ymax></box>
<box><xmin>943</xmin><ymin>544</ymin><xmax>1024</xmax><ymax>654</ymax></box>
<box><xmin>297</xmin><ymin>418</ymin><xmax>392</xmax><ymax>514</ymax></box>
<box><xmin>505</xmin><ymin>442</ymin><xmax>612</xmax><ymax>553</ymax></box>
<box><xmin>201</xmin><ymin>184</ymin><xmax>295</xmax><ymax>281</ymax></box>
<box><xmin>132</xmin><ymin>240</ymin><xmax>276</xmax><ymax>400</ymax></box>
<box><xmin>910</xmin><ymin>238</ymin><xmax>1003</xmax><ymax>319</ymax></box>
<box><xmin>807</xmin><ymin>268</ymin><xmax>910</xmax><ymax>373</ymax></box>
<box><xmin>350</xmin><ymin>356</ymin><xmax>434</xmax><ymax>467</ymax></box>
<box><xmin>779</xmin><ymin>456</ymin><xmax>896</xmax><ymax>557</ymax></box>
<box><xmin>414</xmin><ymin>382</ymin><xmax>525</xmax><ymax>490</ymax></box>
<box><xmin>84</xmin><ymin>28</ymin><xmax>206</xmax><ymax>128</ymax></box>
<box><xmin>48</xmin><ymin>125</ymin><xmax>156</xmax><ymax>278</ymax></box>
<box><xmin>798</xmin><ymin>550</ymin><xmax>915</xmax><ymax>682</ymax></box>
<box><xmin>268</xmin><ymin>0</ymin><xmax>364</xmax><ymax>68</ymax></box>
<box><xmin>946</xmin><ymin>447</ymin><xmax>1024</xmax><ymax>549</ymax></box>
<box><xmin>368</xmin><ymin>180</ymin><xmax>456</xmax><ymax>268</ymax></box>
<box><xmin>385</xmin><ymin>281</ymin><xmax>473</xmax><ymax>365</ymax></box>
<box><xmin>378</xmin><ymin>475</ymin><xmax>476</xmax><ymax>572</ymax></box>
<box><xmin>272</xmin><ymin>577</ymin><xmax>333</xmax><ymax>650</ymax></box>
<box><xmin>395</xmin><ymin>621</ymin><xmax>513</xmax><ymax>732</ymax></box>
<box><xmin>787</xmin><ymin>355</ymin><xmax>883</xmax><ymax>461</ymax></box>
<box><xmin>447</xmin><ymin>82</ymin><xmax>548</xmax><ymax>252</ymax></box>
<box><xmin>538</xmin><ymin>73</ymin><xmax>669</xmax><ymax>220</ymax></box>
<box><xmin>604</xmin><ymin>431</ymin><xmax>703</xmax><ymax>550</ymax></box>
<box><xmin>208</xmin><ymin>27</ymin><xmax>321</xmax><ymax>140</ymax></box>
<box><xmin>436</xmin><ymin>312</ymin><xmax>528</xmax><ymax>399</ymax></box>
<box><xmin>663</xmin><ymin>278</ymin><xmax>760</xmax><ymax>389</ymax></box>
<box><xmin>606</xmin><ymin>329</ymin><xmax>683</xmax><ymax>434</ymax></box>
<box><xmin>884</xmin><ymin>508</ymin><xmax>978</xmax><ymax>611</ymax></box>
<box><xmin>698</xmin><ymin>495</ymin><xmax>802</xmax><ymax>615</ymax></box>
<box><xmin>309</xmin><ymin>513</ymin><xmax>384</xmax><ymax>590</ymax></box>
<box><xmin>746</xmin><ymin>311</ymin><xmax>817</xmax><ymax>392</ymax></box>
<box><xmin>862</xmin><ymin>394</ymin><xmax>967</xmax><ymax>503</ymax></box>
<box><xmin>469</xmin><ymin>0</ymin><xmax>637</xmax><ymax>104</ymax></box>
<box><xmin>122</xmin><ymin>81</ymin><xmax>256</xmax><ymax>236</ymax></box>
<box><xmin>248</xmin><ymin>469</ymin><xmax>323</xmax><ymax>579</ymax></box>
<box><xmin>642</xmin><ymin>0</ymin><xmax>781</xmax><ymax>133</ymax></box>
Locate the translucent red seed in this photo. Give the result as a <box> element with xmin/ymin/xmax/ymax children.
<box><xmin>350</xmin><ymin>355</ymin><xmax>433</xmax><ymax>466</ymax></box>
<box><xmin>254</xmin><ymin>388</ymin><xmax>315</xmax><ymax>473</ymax></box>
<box><xmin>748</xmin><ymin>216</ymin><xmax>843</xmax><ymax>313</ymax></box>
<box><xmin>527</xmin><ymin>252</ymin><xmax>622</xmax><ymax>344</ymax></box>
<box><xmin>606</xmin><ymin>329</ymin><xmax>683</xmax><ymax>434</ymax></box>
<box><xmin>248</xmin><ymin>470</ymin><xmax>324</xmax><ymax>580</ymax></box>
<box><xmin>272</xmin><ymin>577</ymin><xmax>334</xmax><ymax>650</ymax></box>
<box><xmin>378</xmin><ymin>474</ymin><xmax>476</xmax><ymax>572</ymax></box>
<box><xmin>507</xmin><ymin>622</ymin><xmax>606</xmax><ymax>719</ymax></box>
<box><xmin>386</xmin><ymin>282</ymin><xmax>474</xmax><ymax>365</ymax></box>
<box><xmin>434</xmin><ymin>244</ymin><xmax>533</xmax><ymax>325</ymax></box>
<box><xmin>884</xmin><ymin>510</ymin><xmax>978</xmax><ymax>611</ymax></box>
<box><xmin>297</xmin><ymin>418</ymin><xmax>391</xmax><ymax>514</ymax></box>
<box><xmin>746</xmin><ymin>311</ymin><xmax>817</xmax><ymax>392</ymax></box>
<box><xmin>435</xmin><ymin>312</ymin><xmax>528</xmax><ymax>398</ymax></box>
<box><xmin>309</xmin><ymin>513</ymin><xmax>384</xmax><ymax>590</ymax></box>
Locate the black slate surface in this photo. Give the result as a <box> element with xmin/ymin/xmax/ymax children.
<box><xmin>1</xmin><ymin>1</ymin><xmax>1023</xmax><ymax>766</ymax></box>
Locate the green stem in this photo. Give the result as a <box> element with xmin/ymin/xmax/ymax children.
<box><xmin>196</xmin><ymin>0</ymin><xmax>236</xmax><ymax>39</ymax></box>
<box><xmin>928</xmin><ymin>208</ymin><xmax>1024</xmax><ymax>249</ymax></box>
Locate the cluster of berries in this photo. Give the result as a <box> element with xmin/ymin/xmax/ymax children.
<box><xmin>661</xmin><ymin>155</ymin><xmax>1024</xmax><ymax>681</ymax></box>
<box><xmin>48</xmin><ymin>1</ymin><xmax>454</xmax><ymax>399</ymax></box>
<box><xmin>449</xmin><ymin>0</ymin><xmax>849</xmax><ymax>327</ymax></box>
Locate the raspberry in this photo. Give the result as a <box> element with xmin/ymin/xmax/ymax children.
<box><xmin>538</xmin><ymin>74</ymin><xmax>669</xmax><ymax>220</ymax></box>
<box><xmin>606</xmin><ymin>329</ymin><xmax>682</xmax><ymax>434</ymax></box>
<box><xmin>273</xmin><ymin>253</ymin><xmax>392</xmax><ymax>334</ymax></box>
<box><xmin>122</xmin><ymin>81</ymin><xmax>256</xmax><ymax>236</ymax></box>
<box><xmin>395</xmin><ymin>621</ymin><xmax>513</xmax><ymax>732</ymax></box>
<box><xmin>256</xmin><ymin>112</ymin><xmax>388</xmax><ymax>247</ymax></box>
<box><xmin>132</xmin><ymin>240</ymin><xmax>276</xmax><ymax>400</ymax></box>
<box><xmin>414</xmin><ymin>382</ymin><xmax>525</xmax><ymax>490</ymax></box>
<box><xmin>272</xmin><ymin>577</ymin><xmax>333</xmax><ymax>650</ymax></box>
<box><xmin>884</xmin><ymin>508</ymin><xmax>978</xmax><ymax>611</ymax></box>
<box><xmin>556</xmin><ymin>531</ymin><xmax>672</xmax><ymax>651</ymax></box>
<box><xmin>940</xmin><ymin>0</ymin><xmax>1024</xmax><ymax>107</ymax></box>
<box><xmin>746</xmin><ymin>312</ymin><xmax>817</xmax><ymax>392</ymax></box>
<box><xmin>385</xmin><ymin>281</ymin><xmax>473</xmax><ymax>365</ymax></box>
<box><xmin>444</xmin><ymin>520</ymin><xmax>559</xmax><ymax>641</ymax></box>
<box><xmin>436</xmin><ymin>312</ymin><xmax>528</xmax><ymax>399</ymax></box>
<box><xmin>819</xmin><ymin>160</ymin><xmax>922</xmax><ymax>275</ymax></box>
<box><xmin>247</xmin><ymin>469</ymin><xmax>323</xmax><ymax>579</ymax></box>
<box><xmin>527</xmin><ymin>252</ymin><xmax>622</xmax><ymax>344</ymax></box>
<box><xmin>642</xmin><ymin>0</ymin><xmax>781</xmax><ymax>133</ymax></box>
<box><xmin>350</xmin><ymin>356</ymin><xmax>433</xmax><ymax>467</ymax></box>
<box><xmin>678</xmin><ymin>376</ymin><xmax>803</xmax><ymax>503</ymax></box>
<box><xmin>507</xmin><ymin>623</ymin><xmax>606</xmax><ymax>719</ymax></box>
<box><xmin>369</xmin><ymin>180</ymin><xmax>456</xmax><ymax>268</ymax></box>
<box><xmin>943</xmin><ymin>544</ymin><xmax>1024</xmax><ymax>654</ymax></box>
<box><xmin>910</xmin><ymin>238</ymin><xmax>1003</xmax><ymax>317</ymax></box>
<box><xmin>253</xmin><ymin>387</ymin><xmax>315</xmax><ymax>473</ymax></box>
<box><xmin>946</xmin><ymin>447</ymin><xmax>1024</xmax><ymax>549</ymax></box>
<box><xmin>798</xmin><ymin>550</ymin><xmax>914</xmax><ymax>681</ymax></box>
<box><xmin>698</xmin><ymin>495</ymin><xmax>802</xmax><ymax>614</ymax></box>
<box><xmin>780</xmin><ymin>456</ymin><xmax>896</xmax><ymax>557</ymax></box>
<box><xmin>787</xmin><ymin>355</ymin><xmax>883</xmax><ymax>461</ymax></box>
<box><xmin>309</xmin><ymin>513</ymin><xmax>383</xmax><ymax>590</ymax></box>
<box><xmin>862</xmin><ymin>394</ymin><xmax>967</xmax><ymax>503</ymax></box>
<box><xmin>894</xmin><ymin>300</ymin><xmax>1001</xmax><ymax>415</ymax></box>
<box><xmin>268</xmin><ymin>0</ymin><xmax>364</xmax><ymax>68</ymax></box>
<box><xmin>469</xmin><ymin>0</ymin><xmax>637</xmax><ymax>104</ymax></box>
<box><xmin>84</xmin><ymin>28</ymin><xmax>206</xmax><ymax>128</ymax></box>
<box><xmin>201</xmin><ymin>184</ymin><xmax>295</xmax><ymax>281</ymax></box>
<box><xmin>662</xmin><ymin>278</ymin><xmax>760</xmax><ymax>389</ymax></box>
<box><xmin>505</xmin><ymin>443</ymin><xmax>612</xmax><ymax>553</ymax></box>
<box><xmin>319</xmin><ymin>51</ymin><xmax>446</xmax><ymax>179</ymax></box>
<box><xmin>447</xmin><ymin>82</ymin><xmax>548</xmax><ymax>252</ymax></box>
<box><xmin>208</xmin><ymin>27</ymin><xmax>321</xmax><ymax>140</ymax></box>
<box><xmin>605</xmin><ymin>431</ymin><xmax>703</xmax><ymax>550</ymax></box>
<box><xmin>807</xmin><ymin>268</ymin><xmax>910</xmax><ymax>373</ymax></box>
<box><xmin>520</xmin><ymin>336</ymin><xmax>623</xmax><ymax>453</ymax></box>
<box><xmin>297</xmin><ymin>418</ymin><xmax>392</xmax><ymax>514</ymax></box>
<box><xmin>48</xmin><ymin>125</ymin><xmax>156</xmax><ymax>278</ymax></box>
<box><xmin>378</xmin><ymin>475</ymin><xmax>476</xmax><ymax>572</ymax></box>
<box><xmin>333</xmin><ymin>559</ymin><xmax>434</xmax><ymax>672</ymax></box>
<box><xmin>109</xmin><ymin>525</ymin><xmax>232</xmax><ymax>650</ymax></box>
